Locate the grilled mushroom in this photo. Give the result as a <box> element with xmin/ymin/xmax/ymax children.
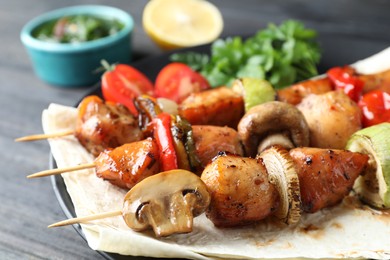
<box><xmin>237</xmin><ymin>101</ymin><xmax>310</xmax><ymax>157</ymax></box>
<box><xmin>122</xmin><ymin>169</ymin><xmax>210</xmax><ymax>237</ymax></box>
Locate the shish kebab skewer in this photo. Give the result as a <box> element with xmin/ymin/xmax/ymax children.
<box><xmin>27</xmin><ymin>100</ymin><xmax>309</xmax><ymax>193</ymax></box>
<box><xmin>27</xmin><ymin>124</ymin><xmax>244</xmax><ymax>190</ymax></box>
<box><xmin>37</xmin><ymin>100</ymin><xmax>386</xmax><ymax>238</ymax></box>
<box><xmin>49</xmin><ymin>169</ymin><xmax>212</xmax><ymax>238</ymax></box>
<box><xmin>46</xmin><ymin>145</ymin><xmax>369</xmax><ymax>237</ymax></box>
<box><xmin>43</xmin><ymin>106</ymin><xmax>389</xmax><ymax>237</ymax></box>
<box><xmin>42</xmin><ymin>101</ymin><xmax>377</xmax><ymax>236</ymax></box>
<box><xmin>15</xmin><ymin>85</ymin><xmax>246</xmax><ymax>152</ymax></box>
<box><xmin>204</xmin><ymin>121</ymin><xmax>390</xmax><ymax>228</ymax></box>
<box><xmin>201</xmin><ymin>146</ymin><xmax>369</xmax><ymax>227</ymax></box>
<box><xmin>24</xmin><ymin>90</ymin><xmax>250</xmax><ymax>186</ymax></box>
<box><xmin>26</xmin><ymin>93</ymin><xmax>372</xmax><ymax>195</ymax></box>
<box><xmin>15</xmin><ymin>130</ymin><xmax>74</xmax><ymax>142</ymax></box>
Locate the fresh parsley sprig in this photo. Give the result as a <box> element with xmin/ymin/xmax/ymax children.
<box><xmin>170</xmin><ymin>20</ymin><xmax>321</xmax><ymax>89</ymax></box>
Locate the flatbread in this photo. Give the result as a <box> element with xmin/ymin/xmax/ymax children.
<box><xmin>42</xmin><ymin>47</ymin><xmax>390</xmax><ymax>259</ymax></box>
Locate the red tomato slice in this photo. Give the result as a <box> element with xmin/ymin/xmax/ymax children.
<box><xmin>358</xmin><ymin>90</ymin><xmax>390</xmax><ymax>127</ymax></box>
<box><xmin>101</xmin><ymin>64</ymin><xmax>154</xmax><ymax>115</ymax></box>
<box><xmin>154</xmin><ymin>63</ymin><xmax>210</xmax><ymax>103</ymax></box>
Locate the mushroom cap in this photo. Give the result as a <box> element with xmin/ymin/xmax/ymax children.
<box><xmin>238</xmin><ymin>101</ymin><xmax>310</xmax><ymax>157</ymax></box>
<box><xmin>122</xmin><ymin>169</ymin><xmax>210</xmax><ymax>237</ymax></box>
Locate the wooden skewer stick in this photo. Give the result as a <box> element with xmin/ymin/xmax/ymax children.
<box><xmin>48</xmin><ymin>210</ymin><xmax>122</xmax><ymax>228</ymax></box>
<box><xmin>15</xmin><ymin>130</ymin><xmax>74</xmax><ymax>142</ymax></box>
<box><xmin>27</xmin><ymin>163</ymin><xmax>95</xmax><ymax>179</ymax></box>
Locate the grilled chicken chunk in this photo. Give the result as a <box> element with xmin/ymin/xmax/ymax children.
<box><xmin>277</xmin><ymin>68</ymin><xmax>390</xmax><ymax>105</ymax></box>
<box><xmin>201</xmin><ymin>154</ymin><xmax>279</xmax><ymax>227</ymax></box>
<box><xmin>178</xmin><ymin>87</ymin><xmax>245</xmax><ymax>129</ymax></box>
<box><xmin>92</xmin><ymin>125</ymin><xmax>245</xmax><ymax>189</ymax></box>
<box><xmin>277</xmin><ymin>77</ymin><xmax>333</xmax><ymax>105</ymax></box>
<box><xmin>355</xmin><ymin>68</ymin><xmax>390</xmax><ymax>94</ymax></box>
<box><xmin>192</xmin><ymin>125</ymin><xmax>244</xmax><ymax>172</ymax></box>
<box><xmin>290</xmin><ymin>147</ymin><xmax>369</xmax><ymax>213</ymax></box>
<box><xmin>75</xmin><ymin>96</ymin><xmax>143</xmax><ymax>156</ymax></box>
<box><xmin>94</xmin><ymin>138</ymin><xmax>160</xmax><ymax>190</ymax></box>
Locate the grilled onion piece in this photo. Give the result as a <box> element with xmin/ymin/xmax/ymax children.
<box><xmin>258</xmin><ymin>146</ymin><xmax>301</xmax><ymax>224</ymax></box>
<box><xmin>346</xmin><ymin>123</ymin><xmax>390</xmax><ymax>208</ymax></box>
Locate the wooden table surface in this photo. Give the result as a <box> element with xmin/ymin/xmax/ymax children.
<box><xmin>1</xmin><ymin>0</ymin><xmax>389</xmax><ymax>259</ymax></box>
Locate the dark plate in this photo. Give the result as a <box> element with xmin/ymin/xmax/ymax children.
<box><xmin>51</xmin><ymin>32</ymin><xmax>389</xmax><ymax>260</ymax></box>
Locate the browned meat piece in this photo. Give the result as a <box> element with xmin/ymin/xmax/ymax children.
<box><xmin>277</xmin><ymin>68</ymin><xmax>390</xmax><ymax>106</ymax></box>
<box><xmin>94</xmin><ymin>138</ymin><xmax>160</xmax><ymax>190</ymax></box>
<box><xmin>192</xmin><ymin>125</ymin><xmax>244</xmax><ymax>172</ymax></box>
<box><xmin>201</xmin><ymin>154</ymin><xmax>279</xmax><ymax>227</ymax></box>
<box><xmin>277</xmin><ymin>77</ymin><xmax>333</xmax><ymax>105</ymax></box>
<box><xmin>359</xmin><ymin>68</ymin><xmax>390</xmax><ymax>94</ymax></box>
<box><xmin>289</xmin><ymin>147</ymin><xmax>368</xmax><ymax>213</ymax></box>
<box><xmin>75</xmin><ymin>95</ymin><xmax>143</xmax><ymax>156</ymax></box>
<box><xmin>178</xmin><ymin>87</ymin><xmax>245</xmax><ymax>129</ymax></box>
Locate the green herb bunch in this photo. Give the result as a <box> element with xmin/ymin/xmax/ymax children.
<box><xmin>171</xmin><ymin>20</ymin><xmax>321</xmax><ymax>89</ymax></box>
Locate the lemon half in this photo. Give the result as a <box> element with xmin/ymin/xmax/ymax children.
<box><xmin>143</xmin><ymin>0</ymin><xmax>224</xmax><ymax>50</ymax></box>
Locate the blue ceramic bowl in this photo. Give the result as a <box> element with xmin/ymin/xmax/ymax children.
<box><xmin>21</xmin><ymin>5</ymin><xmax>134</xmax><ymax>87</ymax></box>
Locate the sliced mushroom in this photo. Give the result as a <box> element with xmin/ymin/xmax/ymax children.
<box><xmin>122</xmin><ymin>169</ymin><xmax>210</xmax><ymax>237</ymax></box>
<box><xmin>237</xmin><ymin>101</ymin><xmax>310</xmax><ymax>157</ymax></box>
<box><xmin>258</xmin><ymin>146</ymin><xmax>301</xmax><ymax>224</ymax></box>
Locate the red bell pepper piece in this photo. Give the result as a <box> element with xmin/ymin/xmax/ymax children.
<box><xmin>358</xmin><ymin>90</ymin><xmax>390</xmax><ymax>127</ymax></box>
<box><xmin>153</xmin><ymin>112</ymin><xmax>178</xmax><ymax>171</ymax></box>
<box><xmin>327</xmin><ymin>66</ymin><xmax>364</xmax><ymax>102</ymax></box>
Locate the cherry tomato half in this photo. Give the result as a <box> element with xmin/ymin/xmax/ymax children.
<box><xmin>154</xmin><ymin>63</ymin><xmax>210</xmax><ymax>104</ymax></box>
<box><xmin>358</xmin><ymin>90</ymin><xmax>390</xmax><ymax>127</ymax></box>
<box><xmin>101</xmin><ymin>63</ymin><xmax>154</xmax><ymax>115</ymax></box>
<box><xmin>327</xmin><ymin>66</ymin><xmax>363</xmax><ymax>103</ymax></box>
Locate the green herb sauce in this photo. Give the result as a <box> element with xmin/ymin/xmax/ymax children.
<box><xmin>33</xmin><ymin>15</ymin><xmax>124</xmax><ymax>43</ymax></box>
